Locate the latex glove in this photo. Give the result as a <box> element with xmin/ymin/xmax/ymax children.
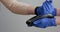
<box><xmin>33</xmin><ymin>17</ymin><xmax>56</xmax><ymax>28</ymax></box>
<box><xmin>35</xmin><ymin>0</ymin><xmax>57</xmax><ymax>16</ymax></box>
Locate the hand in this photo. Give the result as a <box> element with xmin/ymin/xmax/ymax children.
<box><xmin>35</xmin><ymin>0</ymin><xmax>56</xmax><ymax>16</ymax></box>
<box><xmin>33</xmin><ymin>17</ymin><xmax>56</xmax><ymax>28</ymax></box>
<box><xmin>42</xmin><ymin>0</ymin><xmax>56</xmax><ymax>16</ymax></box>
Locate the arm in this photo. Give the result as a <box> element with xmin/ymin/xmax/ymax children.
<box><xmin>0</xmin><ymin>0</ymin><xmax>60</xmax><ymax>16</ymax></box>
<box><xmin>0</xmin><ymin>0</ymin><xmax>36</xmax><ymax>15</ymax></box>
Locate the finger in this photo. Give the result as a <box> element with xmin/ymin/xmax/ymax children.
<box><xmin>45</xmin><ymin>1</ymin><xmax>50</xmax><ymax>10</ymax></box>
<box><xmin>46</xmin><ymin>2</ymin><xmax>55</xmax><ymax>13</ymax></box>
<box><xmin>46</xmin><ymin>1</ymin><xmax>53</xmax><ymax>10</ymax></box>
<box><xmin>46</xmin><ymin>0</ymin><xmax>52</xmax><ymax>1</ymax></box>
<box><xmin>46</xmin><ymin>0</ymin><xmax>53</xmax><ymax>3</ymax></box>
<box><xmin>43</xmin><ymin>1</ymin><xmax>52</xmax><ymax>10</ymax></box>
<box><xmin>44</xmin><ymin>2</ymin><xmax>50</xmax><ymax>13</ymax></box>
<box><xmin>45</xmin><ymin>1</ymin><xmax>51</xmax><ymax>10</ymax></box>
<box><xmin>43</xmin><ymin>2</ymin><xmax>49</xmax><ymax>12</ymax></box>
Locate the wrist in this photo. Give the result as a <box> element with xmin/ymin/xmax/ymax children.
<box><xmin>52</xmin><ymin>8</ymin><xmax>57</xmax><ymax>16</ymax></box>
<box><xmin>35</xmin><ymin>6</ymin><xmax>44</xmax><ymax>16</ymax></box>
<box><xmin>56</xmin><ymin>17</ymin><xmax>60</xmax><ymax>25</ymax></box>
<box><xmin>49</xmin><ymin>18</ymin><xmax>57</xmax><ymax>26</ymax></box>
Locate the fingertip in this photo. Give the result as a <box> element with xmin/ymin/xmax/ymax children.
<box><xmin>46</xmin><ymin>0</ymin><xmax>53</xmax><ymax>3</ymax></box>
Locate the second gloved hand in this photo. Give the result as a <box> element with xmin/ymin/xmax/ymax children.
<box><xmin>33</xmin><ymin>17</ymin><xmax>56</xmax><ymax>28</ymax></box>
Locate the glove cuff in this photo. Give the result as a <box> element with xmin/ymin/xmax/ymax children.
<box><xmin>52</xmin><ymin>8</ymin><xmax>57</xmax><ymax>16</ymax></box>
<box><xmin>49</xmin><ymin>18</ymin><xmax>57</xmax><ymax>26</ymax></box>
<box><xmin>35</xmin><ymin>6</ymin><xmax>44</xmax><ymax>16</ymax></box>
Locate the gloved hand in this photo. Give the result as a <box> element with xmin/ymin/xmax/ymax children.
<box><xmin>35</xmin><ymin>0</ymin><xmax>57</xmax><ymax>16</ymax></box>
<box><xmin>33</xmin><ymin>17</ymin><xmax>56</xmax><ymax>28</ymax></box>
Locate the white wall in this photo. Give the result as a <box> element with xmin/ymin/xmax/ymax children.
<box><xmin>0</xmin><ymin>0</ymin><xmax>60</xmax><ymax>32</ymax></box>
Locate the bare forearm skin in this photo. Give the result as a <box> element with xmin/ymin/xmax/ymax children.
<box><xmin>56</xmin><ymin>17</ymin><xmax>60</xmax><ymax>25</ymax></box>
<box><xmin>0</xmin><ymin>0</ymin><xmax>36</xmax><ymax>15</ymax></box>
<box><xmin>57</xmin><ymin>8</ymin><xmax>60</xmax><ymax>16</ymax></box>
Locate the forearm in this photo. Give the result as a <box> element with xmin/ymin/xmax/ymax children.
<box><xmin>56</xmin><ymin>17</ymin><xmax>60</xmax><ymax>25</ymax></box>
<box><xmin>56</xmin><ymin>8</ymin><xmax>60</xmax><ymax>16</ymax></box>
<box><xmin>0</xmin><ymin>0</ymin><xmax>36</xmax><ymax>15</ymax></box>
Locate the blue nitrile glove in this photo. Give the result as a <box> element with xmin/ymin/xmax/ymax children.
<box><xmin>33</xmin><ymin>17</ymin><xmax>56</xmax><ymax>28</ymax></box>
<box><xmin>35</xmin><ymin>0</ymin><xmax>57</xmax><ymax>16</ymax></box>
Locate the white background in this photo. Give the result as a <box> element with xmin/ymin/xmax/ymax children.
<box><xmin>0</xmin><ymin>0</ymin><xmax>60</xmax><ymax>32</ymax></box>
